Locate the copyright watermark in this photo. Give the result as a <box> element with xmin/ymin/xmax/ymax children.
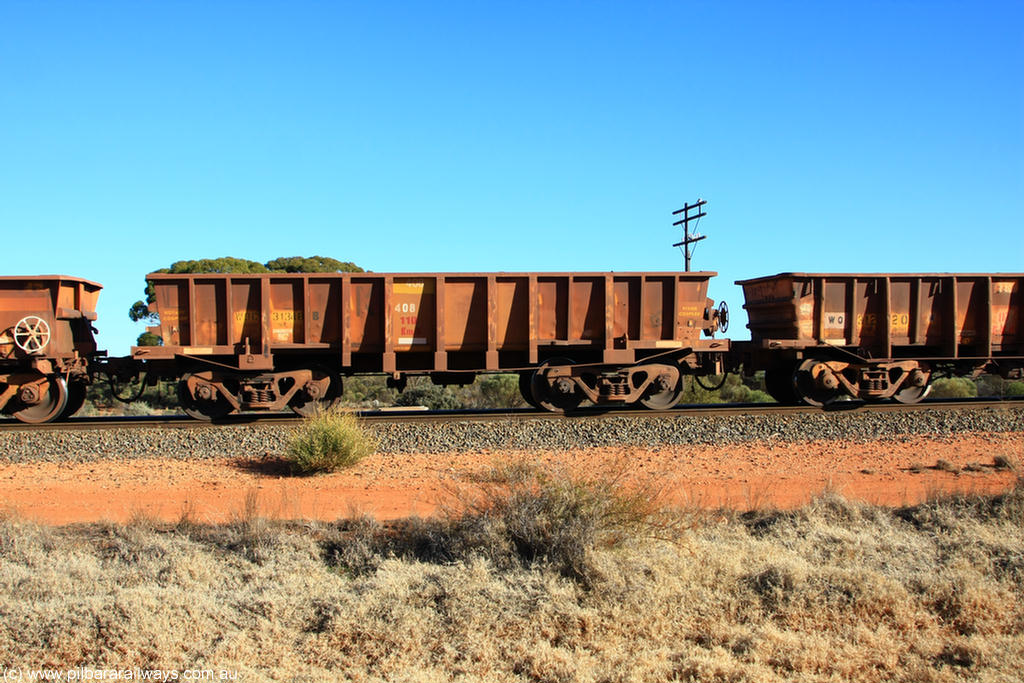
<box><xmin>1</xmin><ymin>668</ymin><xmax>238</xmax><ymax>681</ymax></box>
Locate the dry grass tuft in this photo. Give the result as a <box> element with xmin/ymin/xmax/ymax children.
<box><xmin>284</xmin><ymin>408</ymin><xmax>377</xmax><ymax>474</ymax></box>
<box><xmin>934</xmin><ymin>458</ymin><xmax>960</xmax><ymax>473</ymax></box>
<box><xmin>439</xmin><ymin>458</ymin><xmax>687</xmax><ymax>582</ymax></box>
<box><xmin>993</xmin><ymin>454</ymin><xmax>1018</xmax><ymax>471</ymax></box>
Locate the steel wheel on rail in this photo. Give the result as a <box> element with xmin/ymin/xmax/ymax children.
<box><xmin>893</xmin><ymin>368</ymin><xmax>932</xmax><ymax>404</ymax></box>
<box><xmin>60</xmin><ymin>380</ymin><xmax>89</xmax><ymax>419</ymax></box>
<box><xmin>289</xmin><ymin>367</ymin><xmax>342</xmax><ymax>417</ymax></box>
<box><xmin>638</xmin><ymin>367</ymin><xmax>684</xmax><ymax>410</ymax></box>
<box><xmin>764</xmin><ymin>365</ymin><xmax>800</xmax><ymax>404</ymax></box>
<box><xmin>518</xmin><ymin>371</ymin><xmax>542</xmax><ymax>410</ymax></box>
<box><xmin>530</xmin><ymin>358</ymin><xmax>583</xmax><ymax>413</ymax></box>
<box><xmin>178</xmin><ymin>373</ymin><xmax>234</xmax><ymax>420</ymax></box>
<box><xmin>792</xmin><ymin>358</ymin><xmax>843</xmax><ymax>407</ymax></box>
<box><xmin>12</xmin><ymin>375</ymin><xmax>69</xmax><ymax>424</ymax></box>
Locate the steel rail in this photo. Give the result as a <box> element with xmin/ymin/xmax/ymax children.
<box><xmin>1</xmin><ymin>397</ymin><xmax>1022</xmax><ymax>432</ymax></box>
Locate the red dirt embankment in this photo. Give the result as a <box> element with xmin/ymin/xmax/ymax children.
<box><xmin>1</xmin><ymin>432</ymin><xmax>1020</xmax><ymax>525</ymax></box>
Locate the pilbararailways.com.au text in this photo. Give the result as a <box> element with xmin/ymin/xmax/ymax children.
<box><xmin>2</xmin><ymin>668</ymin><xmax>238</xmax><ymax>681</ymax></box>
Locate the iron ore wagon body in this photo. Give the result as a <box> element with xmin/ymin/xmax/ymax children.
<box><xmin>132</xmin><ymin>271</ymin><xmax>729</xmax><ymax>418</ymax></box>
<box><xmin>0</xmin><ymin>275</ymin><xmax>102</xmax><ymax>422</ymax></box>
<box><xmin>736</xmin><ymin>273</ymin><xmax>1024</xmax><ymax>406</ymax></box>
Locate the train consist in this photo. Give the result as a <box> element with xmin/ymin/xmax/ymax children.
<box><xmin>1</xmin><ymin>268</ymin><xmax>1022</xmax><ymax>422</ymax></box>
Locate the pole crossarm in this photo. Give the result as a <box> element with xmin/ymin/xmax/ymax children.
<box><xmin>671</xmin><ymin>199</ymin><xmax>708</xmax><ymax>272</ymax></box>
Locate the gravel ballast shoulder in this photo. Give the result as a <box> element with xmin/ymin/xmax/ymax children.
<box><xmin>1</xmin><ymin>406</ymin><xmax>1022</xmax><ymax>464</ymax></box>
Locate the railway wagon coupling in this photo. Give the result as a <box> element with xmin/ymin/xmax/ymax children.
<box><xmin>736</xmin><ymin>273</ymin><xmax>1024</xmax><ymax>407</ymax></box>
<box><xmin>129</xmin><ymin>271</ymin><xmax>730</xmax><ymax>419</ymax></box>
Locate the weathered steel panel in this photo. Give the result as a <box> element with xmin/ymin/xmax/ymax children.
<box><xmin>392</xmin><ymin>278</ymin><xmax>435</xmax><ymax>351</ymax></box>
<box><xmin>496</xmin><ymin>277</ymin><xmax>528</xmax><ymax>348</ymax></box>
<box><xmin>308</xmin><ymin>278</ymin><xmax>342</xmax><ymax>344</ymax></box>
<box><xmin>444</xmin><ymin>277</ymin><xmax>486</xmax><ymax>350</ymax></box>
<box><xmin>231</xmin><ymin>279</ymin><xmax>262</xmax><ymax>347</ymax></box>
<box><xmin>193</xmin><ymin>279</ymin><xmax>226</xmax><ymax>346</ymax></box>
<box><xmin>349</xmin><ymin>278</ymin><xmax>383</xmax><ymax>351</ymax></box>
<box><xmin>269</xmin><ymin>279</ymin><xmax>302</xmax><ymax>344</ymax></box>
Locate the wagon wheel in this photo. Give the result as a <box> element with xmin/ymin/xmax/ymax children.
<box><xmin>60</xmin><ymin>381</ymin><xmax>89</xmax><ymax>419</ymax></box>
<box><xmin>12</xmin><ymin>375</ymin><xmax>68</xmax><ymax>424</ymax></box>
<box><xmin>893</xmin><ymin>369</ymin><xmax>932</xmax><ymax>404</ymax></box>
<box><xmin>518</xmin><ymin>371</ymin><xmax>542</xmax><ymax>410</ymax></box>
<box><xmin>764</xmin><ymin>366</ymin><xmax>799</xmax><ymax>404</ymax></box>
<box><xmin>178</xmin><ymin>373</ymin><xmax>234</xmax><ymax>420</ymax></box>
<box><xmin>792</xmin><ymin>359</ymin><xmax>843</xmax><ymax>407</ymax></box>
<box><xmin>289</xmin><ymin>367</ymin><xmax>342</xmax><ymax>417</ymax></box>
<box><xmin>893</xmin><ymin>384</ymin><xmax>930</xmax><ymax>404</ymax></box>
<box><xmin>530</xmin><ymin>358</ymin><xmax>583</xmax><ymax>413</ymax></box>
<box><xmin>13</xmin><ymin>316</ymin><xmax>51</xmax><ymax>354</ymax></box>
<box><xmin>638</xmin><ymin>367</ymin><xmax>684</xmax><ymax>410</ymax></box>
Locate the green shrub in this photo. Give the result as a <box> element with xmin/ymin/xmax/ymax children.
<box><xmin>285</xmin><ymin>409</ymin><xmax>377</xmax><ymax>474</ymax></box>
<box><xmin>394</xmin><ymin>381</ymin><xmax>464</xmax><ymax>410</ymax></box>
<box><xmin>680</xmin><ymin>372</ymin><xmax>773</xmax><ymax>404</ymax></box>
<box><xmin>123</xmin><ymin>401</ymin><xmax>156</xmax><ymax>416</ymax></box>
<box><xmin>468</xmin><ymin>374</ymin><xmax>524</xmax><ymax>408</ymax></box>
<box><xmin>339</xmin><ymin>375</ymin><xmax>397</xmax><ymax>408</ymax></box>
<box><xmin>976</xmin><ymin>375</ymin><xmax>1024</xmax><ymax>397</ymax></box>
<box><xmin>929</xmin><ymin>377</ymin><xmax>979</xmax><ymax>399</ymax></box>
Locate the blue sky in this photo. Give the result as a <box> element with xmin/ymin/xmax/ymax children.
<box><xmin>3</xmin><ymin>1</ymin><xmax>1022</xmax><ymax>354</ymax></box>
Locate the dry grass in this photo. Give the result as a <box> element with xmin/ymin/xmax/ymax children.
<box><xmin>435</xmin><ymin>458</ymin><xmax>689</xmax><ymax>582</ymax></box>
<box><xmin>1</xmin><ymin>477</ymin><xmax>1023</xmax><ymax>681</ymax></box>
<box><xmin>993</xmin><ymin>455</ymin><xmax>1018</xmax><ymax>471</ymax></box>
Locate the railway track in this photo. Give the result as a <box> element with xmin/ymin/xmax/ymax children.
<box><xmin>2</xmin><ymin>396</ymin><xmax>1022</xmax><ymax>432</ymax></box>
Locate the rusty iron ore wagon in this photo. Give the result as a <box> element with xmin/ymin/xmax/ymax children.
<box><xmin>130</xmin><ymin>271</ymin><xmax>729</xmax><ymax>418</ymax></box>
<box><xmin>0</xmin><ymin>276</ymin><xmax>102</xmax><ymax>422</ymax></box>
<box><xmin>735</xmin><ymin>273</ymin><xmax>1024</xmax><ymax>406</ymax></box>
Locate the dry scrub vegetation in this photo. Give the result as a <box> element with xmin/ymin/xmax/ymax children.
<box><xmin>284</xmin><ymin>408</ymin><xmax>378</xmax><ymax>474</ymax></box>
<box><xmin>1</xmin><ymin>464</ymin><xmax>1023</xmax><ymax>682</ymax></box>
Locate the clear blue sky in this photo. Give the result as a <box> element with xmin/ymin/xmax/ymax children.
<box><xmin>3</xmin><ymin>1</ymin><xmax>1022</xmax><ymax>354</ymax></box>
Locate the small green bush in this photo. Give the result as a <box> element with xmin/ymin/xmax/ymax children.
<box><xmin>124</xmin><ymin>401</ymin><xmax>156</xmax><ymax>416</ymax></box>
<box><xmin>680</xmin><ymin>372</ymin><xmax>773</xmax><ymax>404</ymax></box>
<box><xmin>929</xmin><ymin>377</ymin><xmax>978</xmax><ymax>399</ymax></box>
<box><xmin>285</xmin><ymin>409</ymin><xmax>377</xmax><ymax>474</ymax></box>
<box><xmin>394</xmin><ymin>381</ymin><xmax>464</xmax><ymax>410</ymax></box>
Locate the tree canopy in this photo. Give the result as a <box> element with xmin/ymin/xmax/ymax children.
<box><xmin>265</xmin><ymin>256</ymin><xmax>362</xmax><ymax>273</ymax></box>
<box><xmin>129</xmin><ymin>255</ymin><xmax>365</xmax><ymax>343</ymax></box>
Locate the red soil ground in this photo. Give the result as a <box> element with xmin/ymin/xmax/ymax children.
<box><xmin>1</xmin><ymin>432</ymin><xmax>1020</xmax><ymax>525</ymax></box>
